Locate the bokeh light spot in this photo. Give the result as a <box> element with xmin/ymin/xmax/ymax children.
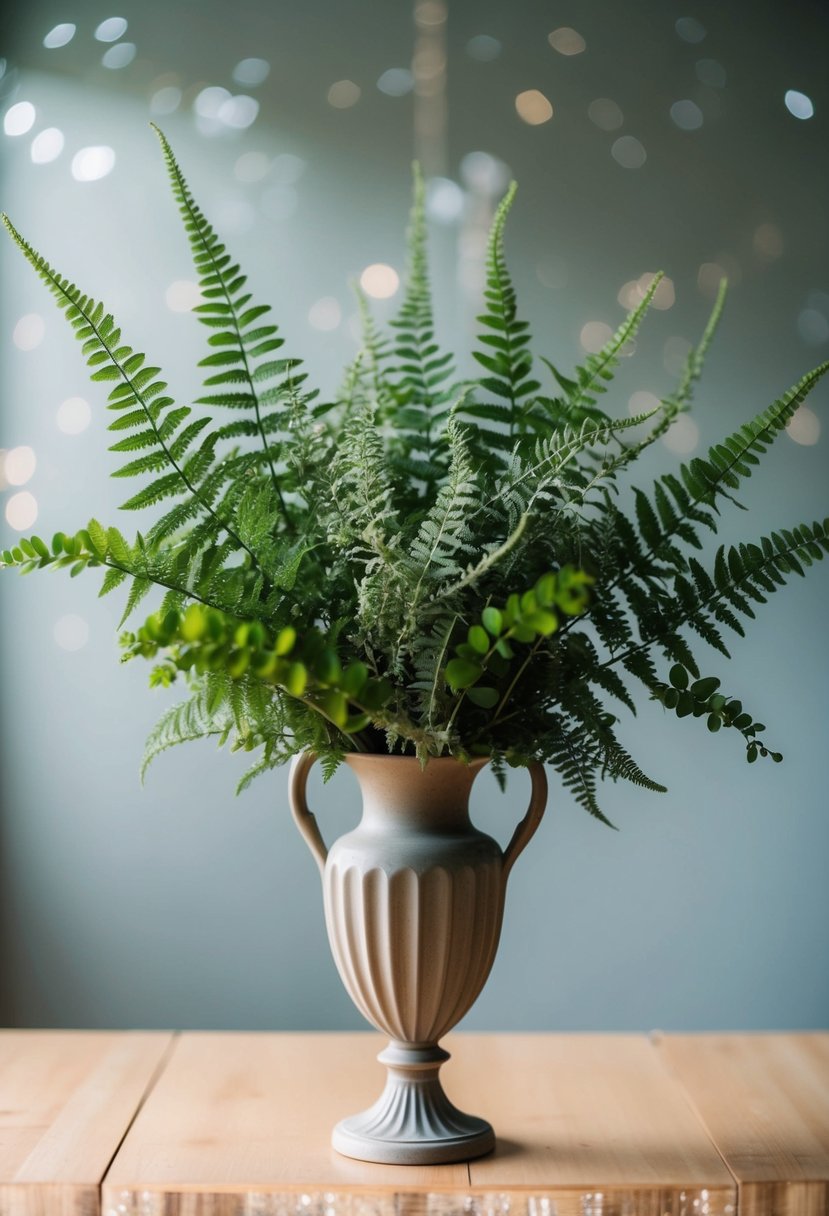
<box><xmin>233</xmin><ymin>58</ymin><xmax>270</xmax><ymax>86</ymax></box>
<box><xmin>308</xmin><ymin>297</ymin><xmax>342</xmax><ymax>331</ymax></box>
<box><xmin>271</xmin><ymin>153</ymin><xmax>306</xmax><ymax>185</ymax></box>
<box><xmin>54</xmin><ymin>614</ymin><xmax>89</xmax><ymax>651</ymax></box>
<box><xmin>515</xmin><ymin>90</ymin><xmax>553</xmax><ymax>126</ymax></box>
<box><xmin>234</xmin><ymin>151</ymin><xmax>270</xmax><ymax>182</ymax></box>
<box><xmin>629</xmin><ymin>390</ymin><xmax>661</xmax><ymax>417</ymax></box>
<box><xmin>102</xmin><ymin>42</ymin><xmax>136</xmax><ymax>69</ymax></box>
<box><xmin>165</xmin><ymin>281</ymin><xmax>203</xmax><ymax>312</ymax></box>
<box><xmin>588</xmin><ymin>98</ymin><xmax>623</xmax><ymax>130</ymax></box>
<box><xmin>4</xmin><ymin>101</ymin><xmax>36</xmax><ymax>137</ymax></box>
<box><xmin>95</xmin><ymin>16</ymin><xmax>128</xmax><ymax>42</ymax></box>
<box><xmin>580</xmin><ymin>321</ymin><xmax>613</xmax><ymax>353</ymax></box>
<box><xmin>43</xmin><ymin>23</ymin><xmax>76</xmax><ymax>49</ymax></box>
<box><xmin>460</xmin><ymin>151</ymin><xmax>510</xmax><ymax>194</ymax></box>
<box><xmin>695</xmin><ymin>58</ymin><xmax>726</xmax><ymax>88</ymax></box>
<box><xmin>218</xmin><ymin>95</ymin><xmax>259</xmax><ymax>129</ymax></box>
<box><xmin>328</xmin><ymin>80</ymin><xmax>361</xmax><ymax>109</ymax></box>
<box><xmin>670</xmin><ymin>99</ymin><xmax>704</xmax><ymax>130</ymax></box>
<box><xmin>31</xmin><ymin>127</ymin><xmax>65</xmax><ymax>163</ymax></box>
<box><xmin>12</xmin><ymin>314</ymin><xmax>45</xmax><ymax>351</ymax></box>
<box><xmin>56</xmin><ymin>397</ymin><xmax>92</xmax><ymax>435</ymax></box>
<box><xmin>5</xmin><ymin>491</ymin><xmax>38</xmax><ymax>531</ymax></box>
<box><xmin>797</xmin><ymin>308</ymin><xmax>829</xmax><ymax>345</ymax></box>
<box><xmin>548</xmin><ymin>27</ymin><xmax>586</xmax><ymax>55</ymax></box>
<box><xmin>784</xmin><ymin>89</ymin><xmax>814</xmax><ymax>120</ymax></box>
<box><xmin>377</xmin><ymin>68</ymin><xmax>414</xmax><ymax>96</ymax></box>
<box><xmin>195</xmin><ymin>86</ymin><xmax>231</xmax><ymax>118</ymax></box>
<box><xmin>697</xmin><ymin>261</ymin><xmax>728</xmax><ymax>297</ymax></box>
<box><xmin>465</xmin><ymin>35</ymin><xmax>501</xmax><ymax>62</ymax></box>
<box><xmin>4</xmin><ymin>446</ymin><xmax>36</xmax><ymax>485</ymax></box>
<box><xmin>786</xmin><ymin>406</ymin><xmax>821</xmax><ymax>446</ymax></box>
<box><xmin>360</xmin><ymin>263</ymin><xmax>400</xmax><ymax>299</ymax></box>
<box><xmin>663</xmin><ymin>415</ymin><xmax>700</xmax><ymax>453</ymax></box>
<box><xmin>71</xmin><ymin>146</ymin><xmax>115</xmax><ymax>181</ymax></box>
<box><xmin>675</xmin><ymin>16</ymin><xmax>706</xmax><ymax>43</ymax></box>
<box><xmin>611</xmin><ymin>135</ymin><xmax>646</xmax><ymax>168</ymax></box>
<box><xmin>150</xmin><ymin>86</ymin><xmax>182</xmax><ymax>115</ymax></box>
<box><xmin>426</xmin><ymin>177</ymin><xmax>464</xmax><ymax>223</ymax></box>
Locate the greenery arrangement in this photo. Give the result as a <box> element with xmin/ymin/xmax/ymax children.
<box><xmin>2</xmin><ymin>128</ymin><xmax>827</xmax><ymax>826</ymax></box>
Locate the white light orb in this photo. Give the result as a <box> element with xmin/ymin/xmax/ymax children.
<box><xmin>580</xmin><ymin>321</ymin><xmax>613</xmax><ymax>353</ymax></box>
<box><xmin>5</xmin><ymin>491</ymin><xmax>38</xmax><ymax>531</ymax></box>
<box><xmin>328</xmin><ymin>80</ymin><xmax>361</xmax><ymax>109</ymax></box>
<box><xmin>784</xmin><ymin>89</ymin><xmax>814</xmax><ymax>120</ymax></box>
<box><xmin>611</xmin><ymin>135</ymin><xmax>647</xmax><ymax>169</ymax></box>
<box><xmin>43</xmin><ymin>23</ymin><xmax>76</xmax><ymax>48</ymax></box>
<box><xmin>12</xmin><ymin>314</ymin><xmax>45</xmax><ymax>351</ymax></box>
<box><xmin>165</xmin><ymin>281</ymin><xmax>203</xmax><ymax>312</ymax></box>
<box><xmin>377</xmin><ymin>68</ymin><xmax>414</xmax><ymax>97</ymax></box>
<box><xmin>460</xmin><ymin>151</ymin><xmax>510</xmax><ymax>195</ymax></box>
<box><xmin>548</xmin><ymin>27</ymin><xmax>586</xmax><ymax>55</ymax></box>
<box><xmin>4</xmin><ymin>101</ymin><xmax>36</xmax><ymax>137</ymax></box>
<box><xmin>56</xmin><ymin>396</ymin><xmax>92</xmax><ymax>434</ymax></box>
<box><xmin>54</xmin><ymin>614</ymin><xmax>90</xmax><ymax>651</ymax></box>
<box><xmin>465</xmin><ymin>35</ymin><xmax>501</xmax><ymax>62</ymax></box>
<box><xmin>786</xmin><ymin>406</ymin><xmax>821</xmax><ymax>446</ymax></box>
<box><xmin>360</xmin><ymin>263</ymin><xmax>400</xmax><ymax>299</ymax></box>
<box><xmin>670</xmin><ymin>99</ymin><xmax>704</xmax><ymax>130</ymax></box>
<box><xmin>515</xmin><ymin>90</ymin><xmax>553</xmax><ymax>125</ymax></box>
<box><xmin>194</xmin><ymin>86</ymin><xmax>230</xmax><ymax>118</ymax></box>
<box><xmin>663</xmin><ymin>415</ymin><xmax>700</xmax><ymax>454</ymax></box>
<box><xmin>102</xmin><ymin>42</ymin><xmax>136</xmax><ymax>70</ymax></box>
<box><xmin>308</xmin><ymin>297</ymin><xmax>342</xmax><ymax>331</ymax></box>
<box><xmin>218</xmin><ymin>95</ymin><xmax>259</xmax><ymax>129</ymax></box>
<box><xmin>71</xmin><ymin>146</ymin><xmax>116</xmax><ymax>181</ymax></box>
<box><xmin>629</xmin><ymin>390</ymin><xmax>661</xmax><ymax>417</ymax></box>
<box><xmin>4</xmin><ymin>446</ymin><xmax>37</xmax><ymax>485</ymax></box>
<box><xmin>31</xmin><ymin>127</ymin><xmax>65</xmax><ymax>163</ymax></box>
<box><xmin>95</xmin><ymin>16</ymin><xmax>128</xmax><ymax>41</ymax></box>
<box><xmin>233</xmin><ymin>58</ymin><xmax>270</xmax><ymax>86</ymax></box>
<box><xmin>426</xmin><ymin>177</ymin><xmax>465</xmax><ymax>223</ymax></box>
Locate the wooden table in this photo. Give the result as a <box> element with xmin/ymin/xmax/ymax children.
<box><xmin>1</xmin><ymin>1032</ymin><xmax>827</xmax><ymax>1216</ymax></box>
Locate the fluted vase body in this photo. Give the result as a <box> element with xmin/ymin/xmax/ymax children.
<box><xmin>289</xmin><ymin>751</ymin><xmax>547</xmax><ymax>1165</ymax></box>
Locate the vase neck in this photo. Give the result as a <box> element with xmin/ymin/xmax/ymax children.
<box><xmin>345</xmin><ymin>755</ymin><xmax>487</xmax><ymax>832</ymax></box>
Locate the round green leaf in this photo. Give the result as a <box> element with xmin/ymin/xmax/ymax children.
<box><xmin>669</xmin><ymin>664</ymin><xmax>688</xmax><ymax>690</ymax></box>
<box><xmin>482</xmin><ymin>606</ymin><xmax>503</xmax><ymax>636</ymax></box>
<box><xmin>445</xmin><ymin>657</ymin><xmax>483</xmax><ymax>690</ymax></box>
<box><xmin>468</xmin><ymin>625</ymin><xmax>490</xmax><ymax>654</ymax></box>
<box><xmin>466</xmin><ymin>686</ymin><xmax>499</xmax><ymax>709</ymax></box>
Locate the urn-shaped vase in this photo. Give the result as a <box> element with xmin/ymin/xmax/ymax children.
<box><xmin>289</xmin><ymin>751</ymin><xmax>547</xmax><ymax>1165</ymax></box>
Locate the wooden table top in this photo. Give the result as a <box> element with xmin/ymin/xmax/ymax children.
<box><xmin>1</xmin><ymin>1031</ymin><xmax>827</xmax><ymax>1216</ymax></box>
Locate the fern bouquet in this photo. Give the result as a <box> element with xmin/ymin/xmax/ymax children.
<box><xmin>2</xmin><ymin>128</ymin><xmax>826</xmax><ymax>827</ymax></box>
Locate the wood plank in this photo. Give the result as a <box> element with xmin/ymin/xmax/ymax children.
<box><xmin>102</xmin><ymin>1031</ymin><xmax>470</xmax><ymax>1210</ymax></box>
<box><xmin>0</xmin><ymin>1030</ymin><xmax>173</xmax><ymax>1216</ymax></box>
<box><xmin>464</xmin><ymin>1034</ymin><xmax>736</xmax><ymax>1216</ymax></box>
<box><xmin>659</xmin><ymin>1033</ymin><xmax>829</xmax><ymax>1216</ymax></box>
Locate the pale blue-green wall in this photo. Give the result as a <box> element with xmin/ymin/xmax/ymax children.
<box><xmin>1</xmin><ymin>0</ymin><xmax>827</xmax><ymax>1030</ymax></box>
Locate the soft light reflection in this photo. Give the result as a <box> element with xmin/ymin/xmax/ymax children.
<box><xmin>696</xmin><ymin>59</ymin><xmax>726</xmax><ymax>88</ymax></box>
<box><xmin>360</xmin><ymin>264</ymin><xmax>400</xmax><ymax>299</ymax></box>
<box><xmin>31</xmin><ymin>127</ymin><xmax>65</xmax><ymax>163</ymax></box>
<box><xmin>670</xmin><ymin>100</ymin><xmax>704</xmax><ymax>130</ymax></box>
<box><xmin>327</xmin><ymin>80</ymin><xmax>361</xmax><ymax>109</ymax></box>
<box><xmin>588</xmin><ymin>98</ymin><xmax>623</xmax><ymax>131</ymax></box>
<box><xmin>218</xmin><ymin>95</ymin><xmax>259</xmax><ymax>129</ymax></box>
<box><xmin>797</xmin><ymin>308</ymin><xmax>829</xmax><ymax>345</ymax></box>
<box><xmin>165</xmin><ymin>281</ymin><xmax>202</xmax><ymax>312</ymax></box>
<box><xmin>43</xmin><ymin>23</ymin><xmax>76</xmax><ymax>49</ymax></box>
<box><xmin>611</xmin><ymin>135</ymin><xmax>646</xmax><ymax>168</ymax></box>
<box><xmin>232</xmin><ymin>58</ymin><xmax>270</xmax><ymax>86</ymax></box>
<box><xmin>426</xmin><ymin>177</ymin><xmax>464</xmax><ymax>223</ymax></box>
<box><xmin>675</xmin><ymin>16</ymin><xmax>706</xmax><ymax>43</ymax></box>
<box><xmin>629</xmin><ymin>389</ymin><xmax>661</xmax><ymax>417</ymax></box>
<box><xmin>195</xmin><ymin>86</ymin><xmax>231</xmax><ymax>118</ymax></box>
<box><xmin>548</xmin><ymin>27</ymin><xmax>586</xmax><ymax>55</ymax></box>
<box><xmin>786</xmin><ymin>405</ymin><xmax>821</xmax><ymax>446</ymax></box>
<box><xmin>234</xmin><ymin>151</ymin><xmax>270</xmax><ymax>182</ymax></box>
<box><xmin>4</xmin><ymin>101</ymin><xmax>36</xmax><ymax>137</ymax></box>
<box><xmin>54</xmin><ymin>614</ymin><xmax>89</xmax><ymax>652</ymax></box>
<box><xmin>56</xmin><ymin>396</ymin><xmax>92</xmax><ymax>434</ymax></box>
<box><xmin>663</xmin><ymin>415</ymin><xmax>700</xmax><ymax>454</ymax></box>
<box><xmin>71</xmin><ymin>146</ymin><xmax>115</xmax><ymax>181</ymax></box>
<box><xmin>784</xmin><ymin>89</ymin><xmax>814</xmax><ymax>120</ymax></box>
<box><xmin>308</xmin><ymin>297</ymin><xmax>342</xmax><ymax>331</ymax></box>
<box><xmin>619</xmin><ymin>272</ymin><xmax>675</xmax><ymax>311</ymax></box>
<box><xmin>12</xmin><ymin>314</ymin><xmax>45</xmax><ymax>351</ymax></box>
<box><xmin>5</xmin><ymin>491</ymin><xmax>38</xmax><ymax>531</ymax></box>
<box><xmin>465</xmin><ymin>35</ymin><xmax>501</xmax><ymax>62</ymax></box>
<box><xmin>271</xmin><ymin>153</ymin><xmax>306</xmax><ymax>184</ymax></box>
<box><xmin>580</xmin><ymin>321</ymin><xmax>613</xmax><ymax>353</ymax></box>
<box><xmin>4</xmin><ymin>446</ymin><xmax>36</xmax><ymax>486</ymax></box>
<box><xmin>460</xmin><ymin>151</ymin><xmax>510</xmax><ymax>194</ymax></box>
<box><xmin>536</xmin><ymin>257</ymin><xmax>568</xmax><ymax>289</ymax></box>
<box><xmin>697</xmin><ymin>261</ymin><xmax>728</xmax><ymax>297</ymax></box>
<box><xmin>515</xmin><ymin>90</ymin><xmax>553</xmax><ymax>126</ymax></box>
<box><xmin>102</xmin><ymin>42</ymin><xmax>136</xmax><ymax>70</ymax></box>
<box><xmin>753</xmin><ymin>223</ymin><xmax>783</xmax><ymax>260</ymax></box>
<box><xmin>377</xmin><ymin>68</ymin><xmax>414</xmax><ymax>97</ymax></box>
<box><xmin>95</xmin><ymin>16</ymin><xmax>128</xmax><ymax>42</ymax></box>
<box><xmin>150</xmin><ymin>86</ymin><xmax>182</xmax><ymax>115</ymax></box>
<box><xmin>415</xmin><ymin>1</ymin><xmax>446</xmax><ymax>26</ymax></box>
<box><xmin>663</xmin><ymin>336</ymin><xmax>693</xmax><ymax>375</ymax></box>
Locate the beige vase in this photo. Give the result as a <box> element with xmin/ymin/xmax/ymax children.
<box><xmin>289</xmin><ymin>751</ymin><xmax>547</xmax><ymax>1165</ymax></box>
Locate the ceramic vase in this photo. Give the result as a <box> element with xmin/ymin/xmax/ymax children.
<box><xmin>289</xmin><ymin>751</ymin><xmax>547</xmax><ymax>1165</ymax></box>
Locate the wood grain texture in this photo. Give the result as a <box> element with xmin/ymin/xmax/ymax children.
<box><xmin>0</xmin><ymin>1030</ymin><xmax>173</xmax><ymax>1216</ymax></box>
<box><xmin>659</xmin><ymin>1033</ymin><xmax>829</xmax><ymax>1216</ymax></box>
<box><xmin>104</xmin><ymin>1032</ymin><xmax>737</xmax><ymax>1216</ymax></box>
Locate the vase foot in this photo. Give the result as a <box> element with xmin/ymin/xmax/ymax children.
<box><xmin>331</xmin><ymin>1042</ymin><xmax>495</xmax><ymax>1165</ymax></box>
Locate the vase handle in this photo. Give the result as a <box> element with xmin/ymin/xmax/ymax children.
<box><xmin>289</xmin><ymin>752</ymin><xmax>328</xmax><ymax>875</ymax></box>
<box><xmin>501</xmin><ymin>761</ymin><xmax>547</xmax><ymax>887</ymax></box>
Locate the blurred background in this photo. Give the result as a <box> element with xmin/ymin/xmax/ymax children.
<box><xmin>1</xmin><ymin>0</ymin><xmax>827</xmax><ymax>1032</ymax></box>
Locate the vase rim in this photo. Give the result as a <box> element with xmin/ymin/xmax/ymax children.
<box><xmin>343</xmin><ymin>752</ymin><xmax>489</xmax><ymax>769</ymax></box>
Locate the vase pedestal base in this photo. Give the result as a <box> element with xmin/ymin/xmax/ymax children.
<box><xmin>331</xmin><ymin>1042</ymin><xmax>495</xmax><ymax>1165</ymax></box>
